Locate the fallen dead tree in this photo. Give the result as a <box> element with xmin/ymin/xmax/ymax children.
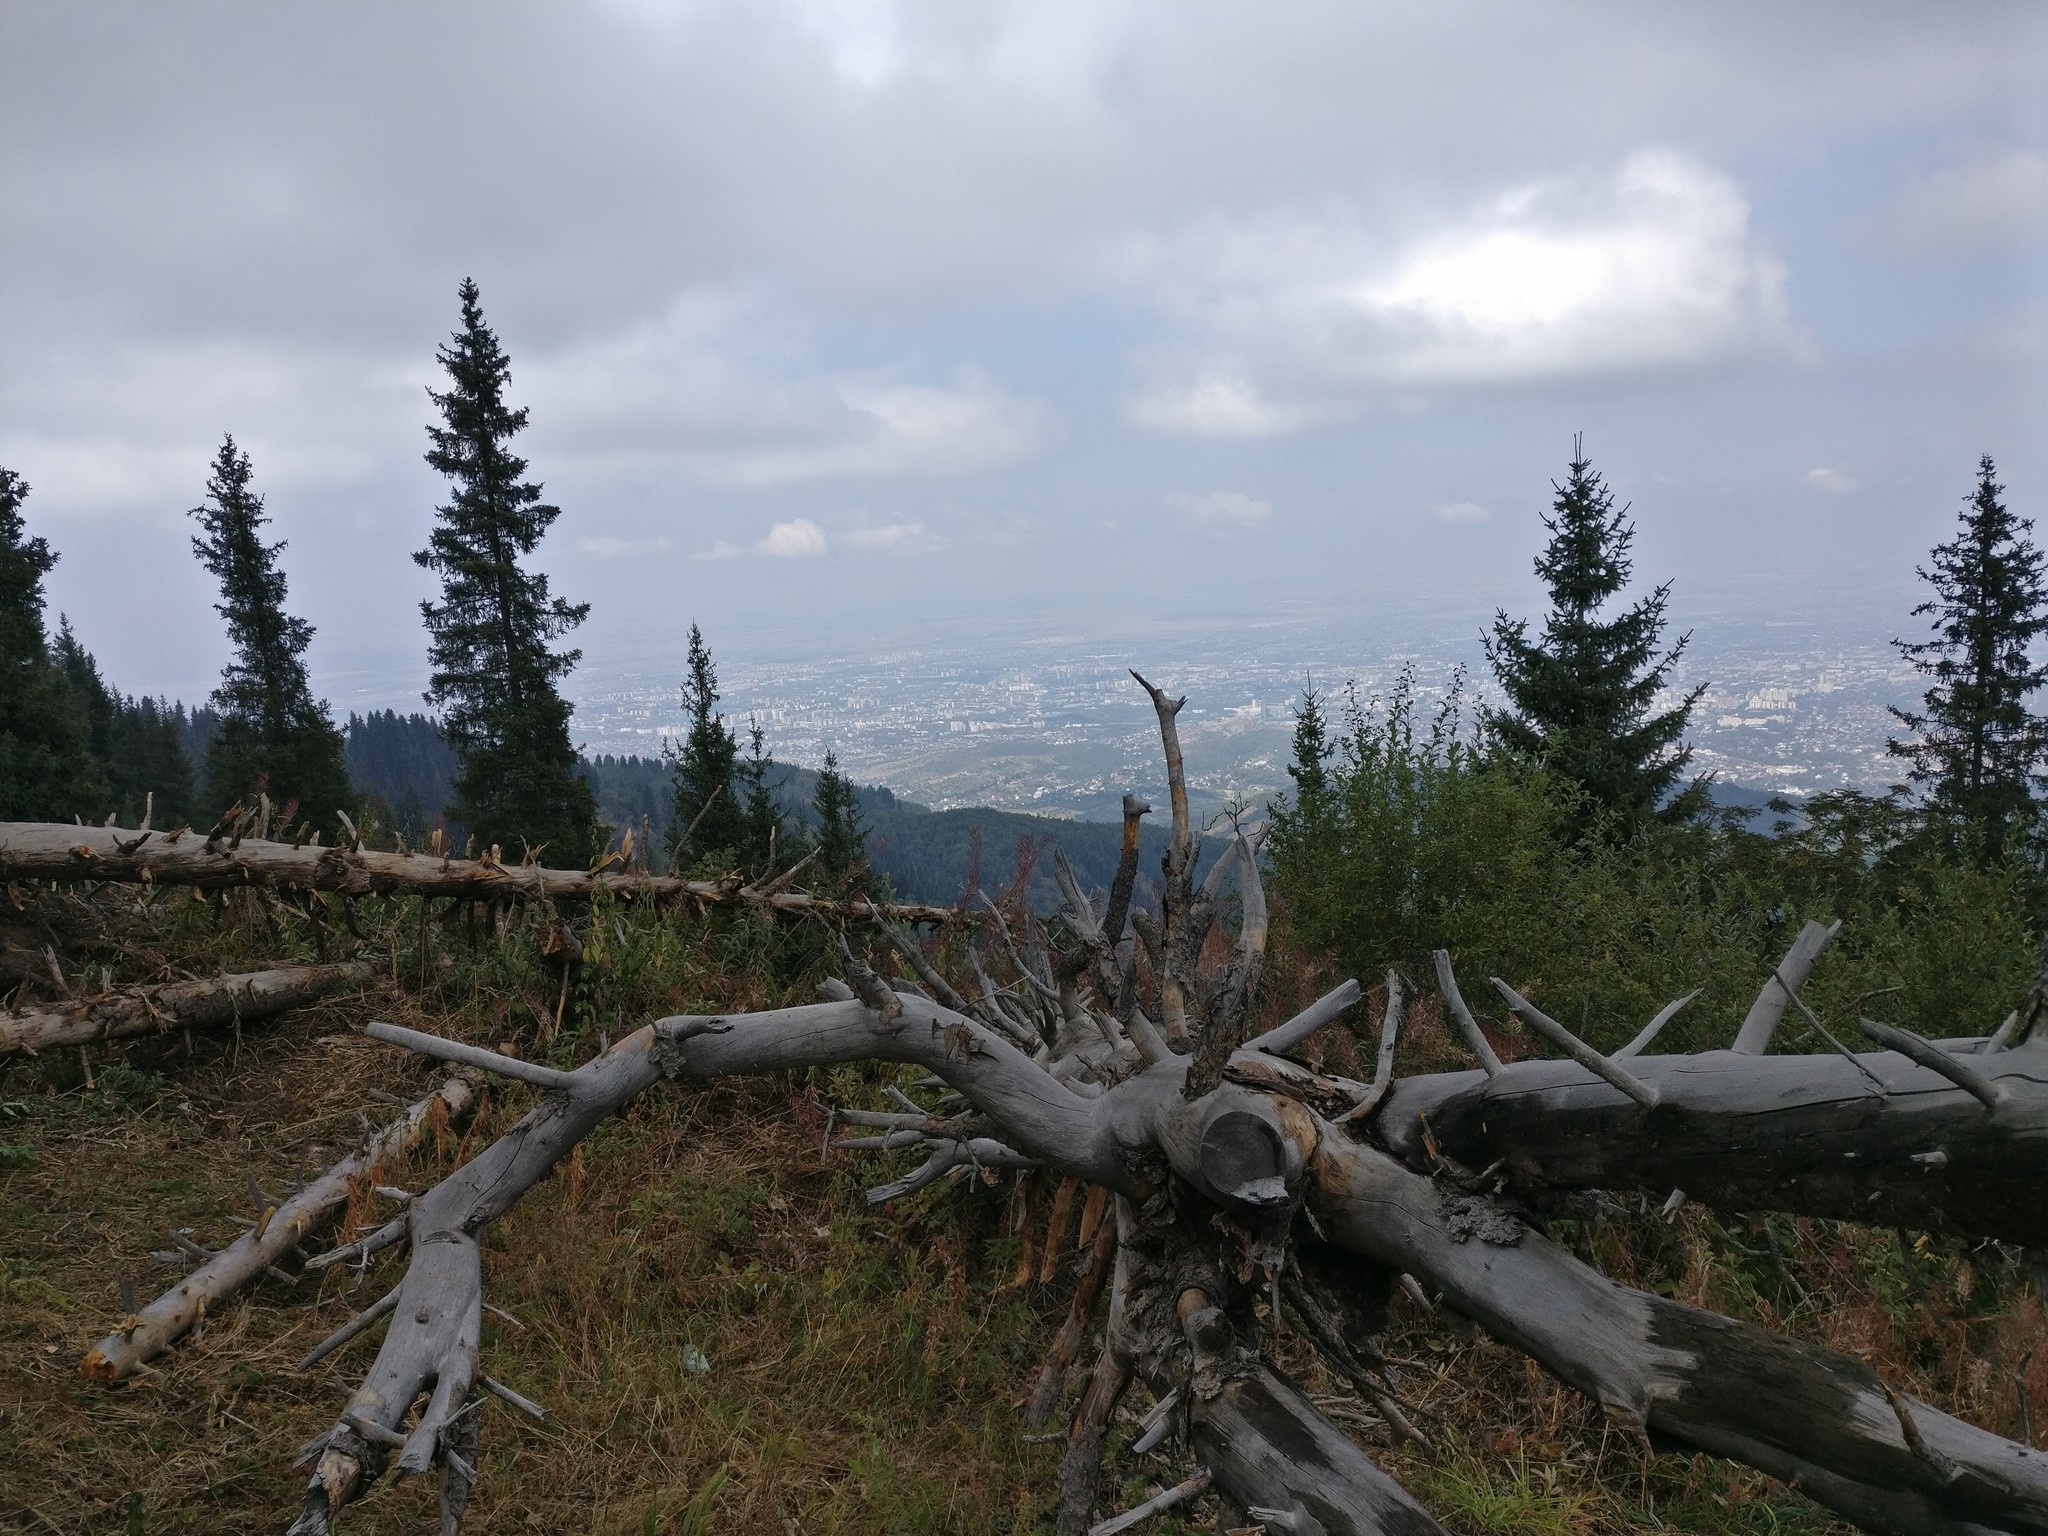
<box><xmin>84</xmin><ymin>1073</ymin><xmax>475</xmax><ymax>1382</ymax></box>
<box><xmin>81</xmin><ymin>674</ymin><xmax>2048</xmax><ymax>1536</ymax></box>
<box><xmin>0</xmin><ymin>960</ymin><xmax>372</xmax><ymax>1059</ymax></box>
<box><xmin>0</xmin><ymin>821</ymin><xmax>965</xmax><ymax>925</ymax></box>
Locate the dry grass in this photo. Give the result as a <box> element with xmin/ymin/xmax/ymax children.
<box><xmin>1</xmin><ymin>887</ymin><xmax>2041</xmax><ymax>1533</ymax></box>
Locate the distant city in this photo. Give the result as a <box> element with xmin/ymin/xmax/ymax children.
<box><xmin>535</xmin><ymin>608</ymin><xmax>1920</xmax><ymax>822</ymax></box>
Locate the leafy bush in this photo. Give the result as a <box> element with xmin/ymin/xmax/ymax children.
<box><xmin>1269</xmin><ymin>669</ymin><xmax>2038</xmax><ymax>1055</ymax></box>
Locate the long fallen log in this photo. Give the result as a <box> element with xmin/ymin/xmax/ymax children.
<box><xmin>1308</xmin><ymin>1130</ymin><xmax>2048</xmax><ymax>1536</ymax></box>
<box><xmin>1372</xmin><ymin>1036</ymin><xmax>2048</xmax><ymax>1244</ymax></box>
<box><xmin>0</xmin><ymin>821</ymin><xmax>967</xmax><ymax>924</ymax></box>
<box><xmin>0</xmin><ymin>960</ymin><xmax>373</xmax><ymax>1059</ymax></box>
<box><xmin>82</xmin><ymin>1073</ymin><xmax>475</xmax><ymax>1381</ymax></box>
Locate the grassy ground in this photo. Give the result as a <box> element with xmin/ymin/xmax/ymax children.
<box><xmin>1</xmin><ymin>885</ymin><xmax>2040</xmax><ymax>1533</ymax></box>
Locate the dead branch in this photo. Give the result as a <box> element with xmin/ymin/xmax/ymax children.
<box><xmin>1</xmin><ymin>961</ymin><xmax>371</xmax><ymax>1059</ymax></box>
<box><xmin>74</xmin><ymin>676</ymin><xmax>2048</xmax><ymax>1536</ymax></box>
<box><xmin>1375</xmin><ymin>1022</ymin><xmax>2048</xmax><ymax>1244</ymax></box>
<box><xmin>0</xmin><ymin>822</ymin><xmax>968</xmax><ymax>925</ymax></box>
<box><xmin>83</xmin><ymin>1074</ymin><xmax>473</xmax><ymax>1381</ymax></box>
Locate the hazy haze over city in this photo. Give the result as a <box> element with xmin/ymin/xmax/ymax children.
<box><xmin>4</xmin><ymin>2</ymin><xmax>2044</xmax><ymax>809</ymax></box>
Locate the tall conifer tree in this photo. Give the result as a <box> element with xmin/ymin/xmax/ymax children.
<box><xmin>0</xmin><ymin>467</ymin><xmax>103</xmax><ymax>819</ymax></box>
<box><xmin>1483</xmin><ymin>438</ymin><xmax>1702</xmax><ymax>829</ymax></box>
<box><xmin>668</xmin><ymin>622</ymin><xmax>744</xmax><ymax>868</ymax></box>
<box><xmin>810</xmin><ymin>748</ymin><xmax>868</xmax><ymax>888</ymax></box>
<box><xmin>190</xmin><ymin>436</ymin><xmax>351</xmax><ymax>828</ymax></box>
<box><xmin>1887</xmin><ymin>456</ymin><xmax>2048</xmax><ymax>857</ymax></box>
<box><xmin>1268</xmin><ymin>679</ymin><xmax>1337</xmax><ymax>883</ymax></box>
<box><xmin>737</xmin><ymin>716</ymin><xmax>784</xmax><ymax>876</ymax></box>
<box><xmin>416</xmin><ymin>279</ymin><xmax>597</xmax><ymax>863</ymax></box>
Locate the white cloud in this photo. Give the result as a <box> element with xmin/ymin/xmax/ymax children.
<box><xmin>1874</xmin><ymin>148</ymin><xmax>2048</xmax><ymax>254</ymax></box>
<box><xmin>1804</xmin><ymin>467</ymin><xmax>1857</xmax><ymax>493</ymax></box>
<box><xmin>691</xmin><ymin>539</ymin><xmax>748</xmax><ymax>562</ymax></box>
<box><xmin>528</xmin><ymin>297</ymin><xmax>1044</xmax><ymax>487</ymax></box>
<box><xmin>716</xmin><ymin>377</ymin><xmax>1041</xmax><ymax>487</ymax></box>
<box><xmin>843</xmin><ymin>521</ymin><xmax>943</xmax><ymax>552</ymax></box>
<box><xmin>576</xmin><ymin>534</ymin><xmax>674</xmax><ymax>558</ymax></box>
<box><xmin>1123</xmin><ymin>149</ymin><xmax>1798</xmax><ymax>436</ymax></box>
<box><xmin>1165</xmin><ymin>490</ymin><xmax>1272</xmax><ymax>529</ymax></box>
<box><xmin>756</xmin><ymin>518</ymin><xmax>830</xmax><ymax>558</ymax></box>
<box><xmin>1433</xmin><ymin>500</ymin><xmax>1492</xmax><ymax>523</ymax></box>
<box><xmin>1129</xmin><ymin>375</ymin><xmax>1327</xmax><ymax>440</ymax></box>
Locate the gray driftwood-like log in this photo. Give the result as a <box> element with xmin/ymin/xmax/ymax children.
<box><xmin>92</xmin><ymin>675</ymin><xmax>2048</xmax><ymax>1536</ymax></box>
<box><xmin>0</xmin><ymin>821</ymin><xmax>965</xmax><ymax>925</ymax></box>
<box><xmin>1374</xmin><ymin>1029</ymin><xmax>2048</xmax><ymax>1243</ymax></box>
<box><xmin>1</xmin><ymin>960</ymin><xmax>372</xmax><ymax>1059</ymax></box>
<box><xmin>83</xmin><ymin>1073</ymin><xmax>474</xmax><ymax>1381</ymax></box>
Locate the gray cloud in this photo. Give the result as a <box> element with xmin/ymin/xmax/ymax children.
<box><xmin>1871</xmin><ymin>147</ymin><xmax>2048</xmax><ymax>254</ymax></box>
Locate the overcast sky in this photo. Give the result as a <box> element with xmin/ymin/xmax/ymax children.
<box><xmin>4</xmin><ymin>1</ymin><xmax>2045</xmax><ymax>710</ymax></box>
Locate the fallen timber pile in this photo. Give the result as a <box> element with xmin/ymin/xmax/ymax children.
<box><xmin>73</xmin><ymin>674</ymin><xmax>2048</xmax><ymax>1536</ymax></box>
<box><xmin>0</xmin><ymin>821</ymin><xmax>965</xmax><ymax>924</ymax></box>
<box><xmin>0</xmin><ymin>960</ymin><xmax>372</xmax><ymax>1058</ymax></box>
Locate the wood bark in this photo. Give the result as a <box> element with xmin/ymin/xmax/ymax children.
<box><xmin>1372</xmin><ymin>1037</ymin><xmax>2048</xmax><ymax>1243</ymax></box>
<box><xmin>1</xmin><ymin>960</ymin><xmax>372</xmax><ymax>1058</ymax></box>
<box><xmin>82</xmin><ymin>1074</ymin><xmax>473</xmax><ymax>1381</ymax></box>
<box><xmin>1188</xmin><ymin>1366</ymin><xmax>1445</xmax><ymax>1536</ymax></box>
<box><xmin>0</xmin><ymin>822</ymin><xmax>965</xmax><ymax>924</ymax></box>
<box><xmin>1307</xmin><ymin>1129</ymin><xmax>2048</xmax><ymax>1536</ymax></box>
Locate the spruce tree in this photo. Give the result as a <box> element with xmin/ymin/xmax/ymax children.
<box><xmin>0</xmin><ymin>467</ymin><xmax>104</xmax><ymax>819</ymax></box>
<box><xmin>190</xmin><ymin>435</ymin><xmax>352</xmax><ymax>829</ymax></box>
<box><xmin>1483</xmin><ymin>438</ymin><xmax>1703</xmax><ymax>829</ymax></box>
<box><xmin>668</xmin><ymin>622</ymin><xmax>745</xmax><ymax>868</ymax></box>
<box><xmin>1284</xmin><ymin>680</ymin><xmax>1335</xmax><ymax>823</ymax></box>
<box><xmin>1268</xmin><ymin>679</ymin><xmax>1336</xmax><ymax>890</ymax></box>
<box><xmin>737</xmin><ymin>717</ymin><xmax>785</xmax><ymax>876</ymax></box>
<box><xmin>416</xmin><ymin>279</ymin><xmax>597</xmax><ymax>864</ymax></box>
<box><xmin>810</xmin><ymin>748</ymin><xmax>868</xmax><ymax>887</ymax></box>
<box><xmin>1887</xmin><ymin>455</ymin><xmax>2048</xmax><ymax>857</ymax></box>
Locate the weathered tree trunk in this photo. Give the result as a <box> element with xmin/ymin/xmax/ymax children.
<box><xmin>83</xmin><ymin>1074</ymin><xmax>473</xmax><ymax>1381</ymax></box>
<box><xmin>1</xmin><ymin>960</ymin><xmax>372</xmax><ymax>1058</ymax></box>
<box><xmin>1188</xmin><ymin>1365</ymin><xmax>1445</xmax><ymax>1536</ymax></box>
<box><xmin>1308</xmin><ymin>1130</ymin><xmax>2048</xmax><ymax>1536</ymax></box>
<box><xmin>1373</xmin><ymin>1036</ymin><xmax>2048</xmax><ymax>1243</ymax></box>
<box><xmin>0</xmin><ymin>822</ymin><xmax>964</xmax><ymax>924</ymax></box>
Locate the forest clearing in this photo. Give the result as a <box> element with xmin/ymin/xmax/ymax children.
<box><xmin>7</xmin><ymin>671</ymin><xmax>2048</xmax><ymax>1535</ymax></box>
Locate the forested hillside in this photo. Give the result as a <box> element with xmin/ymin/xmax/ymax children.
<box><xmin>350</xmin><ymin>711</ymin><xmax>1177</xmax><ymax>907</ymax></box>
